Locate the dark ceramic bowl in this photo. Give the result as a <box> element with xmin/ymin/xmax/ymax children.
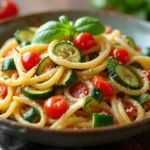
<box><xmin>0</xmin><ymin>10</ymin><xmax>150</xmax><ymax>147</ymax></box>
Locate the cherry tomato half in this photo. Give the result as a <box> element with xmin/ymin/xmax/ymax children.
<box><xmin>144</xmin><ymin>101</ymin><xmax>150</xmax><ymax>112</ymax></box>
<box><xmin>124</xmin><ymin>103</ymin><xmax>136</xmax><ymax>116</ymax></box>
<box><xmin>0</xmin><ymin>84</ymin><xmax>7</xmax><ymax>97</ymax></box>
<box><xmin>44</xmin><ymin>96</ymin><xmax>68</xmax><ymax>119</ymax></box>
<box><xmin>0</xmin><ymin>0</ymin><xmax>18</xmax><ymax>19</ymax></box>
<box><xmin>111</xmin><ymin>48</ymin><xmax>130</xmax><ymax>64</ymax></box>
<box><xmin>143</xmin><ymin>70</ymin><xmax>150</xmax><ymax>81</ymax></box>
<box><xmin>92</xmin><ymin>75</ymin><xmax>114</xmax><ymax>97</ymax></box>
<box><xmin>73</xmin><ymin>32</ymin><xmax>95</xmax><ymax>51</ymax></box>
<box><xmin>69</xmin><ymin>81</ymin><xmax>89</xmax><ymax>98</ymax></box>
<box><xmin>21</xmin><ymin>52</ymin><xmax>41</xmax><ymax>71</ymax></box>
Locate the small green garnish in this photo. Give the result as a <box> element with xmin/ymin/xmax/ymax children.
<box><xmin>32</xmin><ymin>15</ymin><xmax>105</xmax><ymax>44</ymax></box>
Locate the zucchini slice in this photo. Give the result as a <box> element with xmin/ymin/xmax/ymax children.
<box><xmin>107</xmin><ymin>57</ymin><xmax>140</xmax><ymax>89</ymax></box>
<box><xmin>57</xmin><ymin>69</ymin><xmax>77</xmax><ymax>88</ymax></box>
<box><xmin>20</xmin><ymin>41</ymin><xmax>31</xmax><ymax>48</ymax></box>
<box><xmin>22</xmin><ymin>107</ymin><xmax>40</xmax><ymax>122</ymax></box>
<box><xmin>92</xmin><ymin>113</ymin><xmax>114</xmax><ymax>128</ymax></box>
<box><xmin>126</xmin><ymin>36</ymin><xmax>136</xmax><ymax>49</ymax></box>
<box><xmin>53</xmin><ymin>41</ymin><xmax>82</xmax><ymax>62</ymax></box>
<box><xmin>14</xmin><ymin>28</ymin><xmax>35</xmax><ymax>44</ymax></box>
<box><xmin>1</xmin><ymin>58</ymin><xmax>16</xmax><ymax>71</ymax></box>
<box><xmin>88</xmin><ymin>87</ymin><xmax>103</xmax><ymax>103</ymax></box>
<box><xmin>36</xmin><ymin>56</ymin><xmax>55</xmax><ymax>75</ymax></box>
<box><xmin>22</xmin><ymin>86</ymin><xmax>54</xmax><ymax>100</ymax></box>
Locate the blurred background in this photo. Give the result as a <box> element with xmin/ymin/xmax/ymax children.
<box><xmin>0</xmin><ymin>0</ymin><xmax>150</xmax><ymax>20</ymax></box>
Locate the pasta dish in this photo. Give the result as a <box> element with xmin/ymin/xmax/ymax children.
<box><xmin>0</xmin><ymin>15</ymin><xmax>149</xmax><ymax>129</ymax></box>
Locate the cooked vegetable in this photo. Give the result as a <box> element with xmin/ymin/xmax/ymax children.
<box><xmin>22</xmin><ymin>107</ymin><xmax>40</xmax><ymax>122</ymax></box>
<box><xmin>21</xmin><ymin>86</ymin><xmax>54</xmax><ymax>100</ymax></box>
<box><xmin>0</xmin><ymin>84</ymin><xmax>7</xmax><ymax>97</ymax></box>
<box><xmin>43</xmin><ymin>96</ymin><xmax>68</xmax><ymax>119</ymax></box>
<box><xmin>36</xmin><ymin>56</ymin><xmax>55</xmax><ymax>75</ymax></box>
<box><xmin>53</xmin><ymin>41</ymin><xmax>82</xmax><ymax>62</ymax></box>
<box><xmin>92</xmin><ymin>113</ymin><xmax>114</xmax><ymax>127</ymax></box>
<box><xmin>73</xmin><ymin>32</ymin><xmax>95</xmax><ymax>51</ymax></box>
<box><xmin>21</xmin><ymin>52</ymin><xmax>41</xmax><ymax>71</ymax></box>
<box><xmin>14</xmin><ymin>28</ymin><xmax>34</xmax><ymax>44</ymax></box>
<box><xmin>57</xmin><ymin>69</ymin><xmax>77</xmax><ymax>88</ymax></box>
<box><xmin>126</xmin><ymin>36</ymin><xmax>136</xmax><ymax>49</ymax></box>
<box><xmin>107</xmin><ymin>57</ymin><xmax>140</xmax><ymax>89</ymax></box>
<box><xmin>1</xmin><ymin>58</ymin><xmax>16</xmax><ymax>71</ymax></box>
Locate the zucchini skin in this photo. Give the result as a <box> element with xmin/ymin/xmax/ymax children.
<box><xmin>53</xmin><ymin>41</ymin><xmax>82</xmax><ymax>62</ymax></box>
<box><xmin>1</xmin><ymin>58</ymin><xmax>16</xmax><ymax>71</ymax></box>
<box><xmin>22</xmin><ymin>107</ymin><xmax>40</xmax><ymax>122</ymax></box>
<box><xmin>57</xmin><ymin>69</ymin><xmax>77</xmax><ymax>88</ymax></box>
<box><xmin>107</xmin><ymin>57</ymin><xmax>140</xmax><ymax>89</ymax></box>
<box><xmin>21</xmin><ymin>86</ymin><xmax>54</xmax><ymax>100</ymax></box>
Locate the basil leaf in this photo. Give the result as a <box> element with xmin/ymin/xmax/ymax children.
<box><xmin>59</xmin><ymin>15</ymin><xmax>70</xmax><ymax>26</ymax></box>
<box><xmin>133</xmin><ymin>93</ymin><xmax>149</xmax><ymax>104</ymax></box>
<box><xmin>32</xmin><ymin>21</ymin><xmax>67</xmax><ymax>43</ymax></box>
<box><xmin>74</xmin><ymin>16</ymin><xmax>105</xmax><ymax>35</ymax></box>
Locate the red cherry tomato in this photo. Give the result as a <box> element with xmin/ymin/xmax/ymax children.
<box><xmin>73</xmin><ymin>32</ymin><xmax>95</xmax><ymax>51</ymax></box>
<box><xmin>124</xmin><ymin>103</ymin><xmax>136</xmax><ymax>116</ymax></box>
<box><xmin>104</xmin><ymin>25</ymin><xmax>112</xmax><ymax>34</ymax></box>
<box><xmin>21</xmin><ymin>52</ymin><xmax>41</xmax><ymax>71</ymax></box>
<box><xmin>0</xmin><ymin>0</ymin><xmax>18</xmax><ymax>19</ymax></box>
<box><xmin>144</xmin><ymin>101</ymin><xmax>150</xmax><ymax>112</ymax></box>
<box><xmin>44</xmin><ymin>96</ymin><xmax>68</xmax><ymax>119</ymax></box>
<box><xmin>143</xmin><ymin>70</ymin><xmax>150</xmax><ymax>81</ymax></box>
<box><xmin>92</xmin><ymin>75</ymin><xmax>114</xmax><ymax>97</ymax></box>
<box><xmin>0</xmin><ymin>84</ymin><xmax>7</xmax><ymax>97</ymax></box>
<box><xmin>136</xmin><ymin>46</ymin><xmax>141</xmax><ymax>51</ymax></box>
<box><xmin>69</xmin><ymin>81</ymin><xmax>89</xmax><ymax>98</ymax></box>
<box><xmin>111</xmin><ymin>48</ymin><xmax>130</xmax><ymax>64</ymax></box>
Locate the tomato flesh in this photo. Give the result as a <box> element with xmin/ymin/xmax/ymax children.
<box><xmin>111</xmin><ymin>48</ymin><xmax>130</xmax><ymax>64</ymax></box>
<box><xmin>0</xmin><ymin>84</ymin><xmax>7</xmax><ymax>97</ymax></box>
<box><xmin>44</xmin><ymin>96</ymin><xmax>68</xmax><ymax>119</ymax></box>
<box><xmin>21</xmin><ymin>52</ymin><xmax>41</xmax><ymax>71</ymax></box>
<box><xmin>0</xmin><ymin>0</ymin><xmax>18</xmax><ymax>19</ymax></box>
<box><xmin>143</xmin><ymin>70</ymin><xmax>150</xmax><ymax>81</ymax></box>
<box><xmin>124</xmin><ymin>103</ymin><xmax>136</xmax><ymax>115</ymax></box>
<box><xmin>92</xmin><ymin>75</ymin><xmax>114</xmax><ymax>97</ymax></box>
<box><xmin>73</xmin><ymin>32</ymin><xmax>95</xmax><ymax>51</ymax></box>
<box><xmin>144</xmin><ymin>101</ymin><xmax>150</xmax><ymax>112</ymax></box>
<box><xmin>69</xmin><ymin>81</ymin><xmax>89</xmax><ymax>98</ymax></box>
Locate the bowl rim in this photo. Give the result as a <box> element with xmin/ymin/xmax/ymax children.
<box><xmin>0</xmin><ymin>9</ymin><xmax>150</xmax><ymax>135</ymax></box>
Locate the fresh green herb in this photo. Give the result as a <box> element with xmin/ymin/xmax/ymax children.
<box><xmin>142</xmin><ymin>103</ymin><xmax>147</xmax><ymax>110</ymax></box>
<box><xmin>132</xmin><ymin>93</ymin><xmax>149</xmax><ymax>104</ymax></box>
<box><xmin>14</xmin><ymin>48</ymin><xmax>19</xmax><ymax>53</ymax></box>
<box><xmin>32</xmin><ymin>15</ymin><xmax>104</xmax><ymax>44</ymax></box>
<box><xmin>4</xmin><ymin>77</ymin><xmax>8</xmax><ymax>80</ymax></box>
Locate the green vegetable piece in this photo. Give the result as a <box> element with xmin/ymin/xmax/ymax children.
<box><xmin>32</xmin><ymin>21</ymin><xmax>66</xmax><ymax>44</ymax></box>
<box><xmin>14</xmin><ymin>28</ymin><xmax>34</xmax><ymax>44</ymax></box>
<box><xmin>126</xmin><ymin>36</ymin><xmax>136</xmax><ymax>49</ymax></box>
<box><xmin>59</xmin><ymin>15</ymin><xmax>70</xmax><ymax>26</ymax></box>
<box><xmin>74</xmin><ymin>16</ymin><xmax>105</xmax><ymax>35</ymax></box>
<box><xmin>141</xmin><ymin>47</ymin><xmax>150</xmax><ymax>57</ymax></box>
<box><xmin>89</xmin><ymin>0</ymin><xmax>107</xmax><ymax>9</ymax></box>
<box><xmin>21</xmin><ymin>86</ymin><xmax>54</xmax><ymax>100</ymax></box>
<box><xmin>1</xmin><ymin>59</ymin><xmax>16</xmax><ymax>71</ymax></box>
<box><xmin>133</xmin><ymin>94</ymin><xmax>149</xmax><ymax>104</ymax></box>
<box><xmin>84</xmin><ymin>96</ymin><xmax>99</xmax><ymax>113</ymax></box>
<box><xmin>131</xmin><ymin>62</ymin><xmax>143</xmax><ymax>69</ymax></box>
<box><xmin>57</xmin><ymin>69</ymin><xmax>77</xmax><ymax>88</ymax></box>
<box><xmin>88</xmin><ymin>87</ymin><xmax>103</xmax><ymax>103</ymax></box>
<box><xmin>142</xmin><ymin>103</ymin><xmax>147</xmax><ymax>110</ymax></box>
<box><xmin>22</xmin><ymin>107</ymin><xmax>40</xmax><ymax>122</ymax></box>
<box><xmin>92</xmin><ymin>113</ymin><xmax>114</xmax><ymax>128</ymax></box>
<box><xmin>20</xmin><ymin>41</ymin><xmax>31</xmax><ymax>48</ymax></box>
